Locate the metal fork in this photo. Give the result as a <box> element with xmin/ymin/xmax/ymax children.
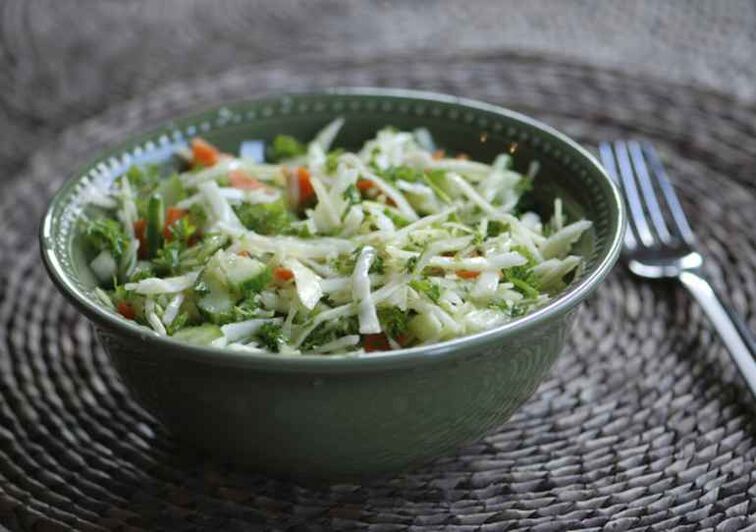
<box><xmin>599</xmin><ymin>140</ymin><xmax>756</xmax><ymax>397</ymax></box>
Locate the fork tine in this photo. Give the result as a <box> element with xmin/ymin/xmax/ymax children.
<box><xmin>627</xmin><ymin>140</ymin><xmax>672</xmax><ymax>243</ymax></box>
<box><xmin>640</xmin><ymin>141</ymin><xmax>696</xmax><ymax>245</ymax></box>
<box><xmin>598</xmin><ymin>142</ymin><xmax>637</xmax><ymax>250</ymax></box>
<box><xmin>612</xmin><ymin>140</ymin><xmax>655</xmax><ymax>247</ymax></box>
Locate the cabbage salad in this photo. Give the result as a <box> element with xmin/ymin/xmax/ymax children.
<box><xmin>82</xmin><ymin>119</ymin><xmax>591</xmax><ymax>355</ymax></box>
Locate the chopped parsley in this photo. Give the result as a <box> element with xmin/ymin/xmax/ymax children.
<box><xmin>234</xmin><ymin>200</ymin><xmax>295</xmax><ymax>235</ymax></box>
<box><xmin>268</xmin><ymin>135</ymin><xmax>306</xmax><ymax>162</ymax></box>
<box><xmin>378</xmin><ymin>306</ymin><xmax>412</xmax><ymax>340</ymax></box>
<box><xmin>409</xmin><ymin>279</ymin><xmax>441</xmax><ymax>303</ymax></box>
<box><xmin>301</xmin><ymin>316</ymin><xmax>359</xmax><ymax>352</ymax></box>
<box><xmin>325</xmin><ymin>148</ymin><xmax>345</xmax><ymax>173</ymax></box>
<box><xmin>84</xmin><ymin>219</ymin><xmax>129</xmax><ymax>261</ymax></box>
<box><xmin>257</xmin><ymin>322</ymin><xmax>285</xmax><ymax>352</ymax></box>
<box><xmin>343</xmin><ymin>183</ymin><xmax>361</xmax><ymax>205</ymax></box>
<box><xmin>232</xmin><ymin>297</ymin><xmax>259</xmax><ymax>321</ymax></box>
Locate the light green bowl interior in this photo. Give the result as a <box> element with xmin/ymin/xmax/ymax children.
<box><xmin>42</xmin><ymin>88</ymin><xmax>623</xmax><ymax>367</ymax></box>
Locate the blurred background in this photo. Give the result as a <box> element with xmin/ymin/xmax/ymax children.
<box><xmin>2</xmin><ymin>0</ymin><xmax>756</xmax><ymax>181</ymax></box>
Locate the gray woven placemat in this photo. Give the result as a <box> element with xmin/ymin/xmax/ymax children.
<box><xmin>1</xmin><ymin>54</ymin><xmax>755</xmax><ymax>531</ymax></box>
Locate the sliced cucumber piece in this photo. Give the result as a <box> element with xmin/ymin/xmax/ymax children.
<box><xmin>198</xmin><ymin>290</ymin><xmax>235</xmax><ymax>324</ymax></box>
<box><xmin>408</xmin><ymin>312</ymin><xmax>443</xmax><ymax>343</ymax></box>
<box><xmin>194</xmin><ymin>249</ymin><xmax>272</xmax><ymax>323</ymax></box>
<box><xmin>172</xmin><ymin>324</ymin><xmax>223</xmax><ymax>345</ymax></box>
<box><xmin>90</xmin><ymin>250</ymin><xmax>117</xmax><ymax>284</ymax></box>
<box><xmin>222</xmin><ymin>254</ymin><xmax>270</xmax><ymax>292</ymax></box>
<box><xmin>200</xmin><ymin>249</ymin><xmax>235</xmax><ymax>288</ymax></box>
<box><xmin>195</xmin><ymin>250</ymin><xmax>237</xmax><ymax>323</ymax></box>
<box><xmin>203</xmin><ymin>249</ymin><xmax>271</xmax><ymax>294</ymax></box>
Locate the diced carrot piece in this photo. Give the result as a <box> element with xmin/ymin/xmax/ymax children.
<box><xmin>457</xmin><ymin>270</ymin><xmax>480</xmax><ymax>279</ymax></box>
<box><xmin>237</xmin><ymin>250</ymin><xmax>251</xmax><ymax>257</ymax></box>
<box><xmin>432</xmin><ymin>149</ymin><xmax>446</xmax><ymax>160</ymax></box>
<box><xmin>395</xmin><ymin>334</ymin><xmax>409</xmax><ymax>347</ymax></box>
<box><xmin>133</xmin><ymin>219</ymin><xmax>146</xmax><ymax>238</ymax></box>
<box><xmin>133</xmin><ymin>219</ymin><xmax>148</xmax><ymax>259</ymax></box>
<box><xmin>117</xmin><ymin>302</ymin><xmax>136</xmax><ymax>320</ymax></box>
<box><xmin>356</xmin><ymin>179</ymin><xmax>374</xmax><ymax>192</ymax></box>
<box><xmin>363</xmin><ymin>333</ymin><xmax>391</xmax><ymax>352</ymax></box>
<box><xmin>273</xmin><ymin>267</ymin><xmax>294</xmax><ymax>282</ymax></box>
<box><xmin>285</xmin><ymin>166</ymin><xmax>316</xmax><ymax>208</ymax></box>
<box><xmin>229</xmin><ymin>169</ymin><xmax>265</xmax><ymax>190</ymax></box>
<box><xmin>166</xmin><ymin>207</ymin><xmax>187</xmax><ymax>224</ymax></box>
<box><xmin>296</xmin><ymin>167</ymin><xmax>315</xmax><ymax>204</ymax></box>
<box><xmin>163</xmin><ymin>207</ymin><xmax>188</xmax><ymax>239</ymax></box>
<box><xmin>191</xmin><ymin>137</ymin><xmax>220</xmax><ymax>167</ymax></box>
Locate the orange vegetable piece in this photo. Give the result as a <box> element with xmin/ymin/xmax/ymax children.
<box><xmin>456</xmin><ymin>270</ymin><xmax>480</xmax><ymax>279</ymax></box>
<box><xmin>117</xmin><ymin>302</ymin><xmax>136</xmax><ymax>320</ymax></box>
<box><xmin>273</xmin><ymin>267</ymin><xmax>294</xmax><ymax>282</ymax></box>
<box><xmin>191</xmin><ymin>137</ymin><xmax>220</xmax><ymax>167</ymax></box>
<box><xmin>363</xmin><ymin>333</ymin><xmax>391</xmax><ymax>352</ymax></box>
<box><xmin>356</xmin><ymin>179</ymin><xmax>374</xmax><ymax>192</ymax></box>
<box><xmin>163</xmin><ymin>207</ymin><xmax>188</xmax><ymax>239</ymax></box>
<box><xmin>133</xmin><ymin>219</ymin><xmax>147</xmax><ymax>259</ymax></box>
<box><xmin>296</xmin><ymin>167</ymin><xmax>315</xmax><ymax>204</ymax></box>
<box><xmin>432</xmin><ymin>149</ymin><xmax>445</xmax><ymax>160</ymax></box>
<box><xmin>229</xmin><ymin>169</ymin><xmax>265</xmax><ymax>190</ymax></box>
<box><xmin>286</xmin><ymin>166</ymin><xmax>316</xmax><ymax>208</ymax></box>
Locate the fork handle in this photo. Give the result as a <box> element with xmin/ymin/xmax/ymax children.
<box><xmin>679</xmin><ymin>271</ymin><xmax>756</xmax><ymax>398</ymax></box>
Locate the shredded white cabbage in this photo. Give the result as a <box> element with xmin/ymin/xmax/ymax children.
<box><xmin>181</xmin><ymin>158</ymin><xmax>240</xmax><ymax>187</ymax></box>
<box><xmin>471</xmin><ymin>271</ymin><xmax>500</xmax><ymax>301</ymax></box>
<box><xmin>313</xmin><ymin>335</ymin><xmax>361</xmax><ymax>354</ymax></box>
<box><xmin>234</xmin><ymin>233</ymin><xmax>355</xmax><ymax>259</ymax></box>
<box><xmin>361</xmin><ymin>170</ymin><xmax>419</xmax><ymax>221</ymax></box>
<box><xmin>312</xmin><ymin>117</ymin><xmax>345</xmax><ymax>153</ymax></box>
<box><xmin>145</xmin><ymin>298</ymin><xmax>167</xmax><ymax>336</ymax></box>
<box><xmin>198</xmin><ymin>181</ymin><xmax>246</xmax><ymax>233</ymax></box>
<box><xmin>282</xmin><ymin>258</ymin><xmax>323</xmax><ymax>310</ymax></box>
<box><xmin>86</xmin><ymin>123</ymin><xmax>592</xmax><ymax>355</ymax></box>
<box><xmin>541</xmin><ymin>220</ymin><xmax>592</xmax><ymax>259</ymax></box>
<box><xmin>426</xmin><ymin>252</ymin><xmax>526</xmax><ymax>272</ymax></box>
<box><xmin>176</xmin><ymin>187</ymin><xmax>279</xmax><ymax>210</ymax></box>
<box><xmin>353</xmin><ymin>246</ymin><xmax>381</xmax><ymax>334</ymax></box>
<box><xmin>221</xmin><ymin>318</ymin><xmax>281</xmax><ymax>344</ymax></box>
<box><xmin>162</xmin><ymin>293</ymin><xmax>185</xmax><ymax>326</ymax></box>
<box><xmin>124</xmin><ymin>272</ymin><xmax>199</xmax><ymax>294</ymax></box>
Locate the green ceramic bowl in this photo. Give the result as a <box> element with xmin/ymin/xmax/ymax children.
<box><xmin>40</xmin><ymin>89</ymin><xmax>624</xmax><ymax>480</ymax></box>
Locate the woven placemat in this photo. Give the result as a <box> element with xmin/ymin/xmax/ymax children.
<box><xmin>1</xmin><ymin>54</ymin><xmax>755</xmax><ymax>531</ymax></box>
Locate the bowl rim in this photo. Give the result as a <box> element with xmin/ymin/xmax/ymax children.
<box><xmin>40</xmin><ymin>87</ymin><xmax>625</xmax><ymax>373</ymax></box>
